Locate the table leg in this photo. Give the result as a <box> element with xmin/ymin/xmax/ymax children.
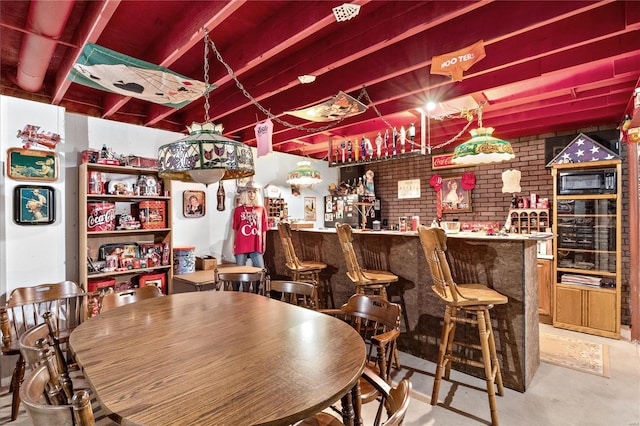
<box><xmin>341</xmin><ymin>379</ymin><xmax>362</xmax><ymax>426</ymax></box>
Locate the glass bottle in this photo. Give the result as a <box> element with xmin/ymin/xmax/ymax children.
<box><xmin>217</xmin><ymin>181</ymin><xmax>225</xmax><ymax>211</ymax></box>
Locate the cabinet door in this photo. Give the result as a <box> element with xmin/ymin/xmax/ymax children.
<box><xmin>555</xmin><ymin>285</ymin><xmax>583</xmax><ymax>326</ymax></box>
<box><xmin>537</xmin><ymin>259</ymin><xmax>552</xmax><ymax>318</ymax></box>
<box><xmin>587</xmin><ymin>290</ymin><xmax>617</xmax><ymax>332</ymax></box>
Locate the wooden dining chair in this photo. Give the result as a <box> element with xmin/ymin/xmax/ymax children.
<box><xmin>298</xmin><ymin>366</ymin><xmax>412</xmax><ymax>426</ymax></box>
<box><xmin>1</xmin><ymin>280</ymin><xmax>87</xmax><ymax>421</ymax></box>
<box><xmin>99</xmin><ymin>285</ymin><xmax>163</xmax><ymax>314</ymax></box>
<box><xmin>320</xmin><ymin>294</ymin><xmax>401</xmax><ymax>408</ymax></box>
<box><xmin>335</xmin><ymin>222</ymin><xmax>398</xmax><ymax>298</ymax></box>
<box><xmin>277</xmin><ymin>222</ymin><xmax>329</xmax><ymax>306</ymax></box>
<box><xmin>269</xmin><ymin>280</ymin><xmax>318</xmax><ymax>309</ymax></box>
<box><xmin>215</xmin><ymin>270</ymin><xmax>266</xmax><ymax>294</ymax></box>
<box><xmin>21</xmin><ymin>363</ymin><xmax>95</xmax><ymax>426</ymax></box>
<box><xmin>417</xmin><ymin>226</ymin><xmax>507</xmax><ymax>426</ymax></box>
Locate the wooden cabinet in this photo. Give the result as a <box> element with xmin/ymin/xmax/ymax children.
<box><xmin>551</xmin><ymin>161</ymin><xmax>621</xmax><ymax>338</ymax></box>
<box><xmin>509</xmin><ymin>208</ymin><xmax>549</xmax><ymax>234</ymax></box>
<box><xmin>79</xmin><ymin>163</ymin><xmax>173</xmax><ymax>296</ymax></box>
<box><xmin>537</xmin><ymin>258</ymin><xmax>552</xmax><ymax>324</ymax></box>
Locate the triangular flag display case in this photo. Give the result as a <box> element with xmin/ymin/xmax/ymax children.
<box><xmin>550</xmin><ymin>134</ymin><xmax>622</xmax><ymax>338</ymax></box>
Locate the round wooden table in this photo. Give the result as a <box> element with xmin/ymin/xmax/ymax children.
<box><xmin>70</xmin><ymin>292</ymin><xmax>366</xmax><ymax>425</ymax></box>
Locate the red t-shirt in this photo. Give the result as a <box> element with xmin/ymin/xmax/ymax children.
<box><xmin>232</xmin><ymin>205</ymin><xmax>267</xmax><ymax>255</ymax></box>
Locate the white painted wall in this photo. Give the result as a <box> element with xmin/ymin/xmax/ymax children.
<box><xmin>1</xmin><ymin>97</ymin><xmax>67</xmax><ymax>300</ymax></box>
<box><xmin>0</xmin><ymin>95</ymin><xmax>337</xmax><ymax>299</ymax></box>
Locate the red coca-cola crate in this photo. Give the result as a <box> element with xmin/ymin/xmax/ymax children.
<box><xmin>87</xmin><ymin>202</ymin><xmax>116</xmax><ymax>231</ymax></box>
<box><xmin>132</xmin><ymin>201</ymin><xmax>166</xmax><ymax>229</ymax></box>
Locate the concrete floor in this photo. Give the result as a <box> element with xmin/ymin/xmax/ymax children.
<box><xmin>2</xmin><ymin>324</ymin><xmax>639</xmax><ymax>425</ymax></box>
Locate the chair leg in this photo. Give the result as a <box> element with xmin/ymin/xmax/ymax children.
<box><xmin>477</xmin><ymin>309</ymin><xmax>500</xmax><ymax>426</ymax></box>
<box><xmin>431</xmin><ymin>305</ymin><xmax>454</xmax><ymax>406</ymax></box>
<box><xmin>484</xmin><ymin>308</ymin><xmax>504</xmax><ymax>396</ymax></box>
<box><xmin>9</xmin><ymin>354</ymin><xmax>26</xmax><ymax>421</ymax></box>
<box><xmin>444</xmin><ymin>306</ymin><xmax>458</xmax><ymax>380</ymax></box>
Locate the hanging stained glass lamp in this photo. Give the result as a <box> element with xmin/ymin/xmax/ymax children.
<box><xmin>286</xmin><ymin>161</ymin><xmax>322</xmax><ymax>186</ymax></box>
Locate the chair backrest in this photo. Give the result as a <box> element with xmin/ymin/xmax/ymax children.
<box><xmin>335</xmin><ymin>222</ymin><xmax>366</xmax><ymax>283</ymax></box>
<box><xmin>21</xmin><ymin>364</ymin><xmax>94</xmax><ymax>426</ymax></box>
<box><xmin>215</xmin><ymin>270</ymin><xmax>266</xmax><ymax>294</ymax></box>
<box><xmin>417</xmin><ymin>226</ymin><xmax>462</xmax><ymax>302</ymax></box>
<box><xmin>335</xmin><ymin>294</ymin><xmax>401</xmax><ymax>381</ymax></box>
<box><xmin>99</xmin><ymin>285</ymin><xmax>163</xmax><ymax>314</ymax></box>
<box><xmin>277</xmin><ymin>222</ymin><xmax>302</xmax><ymax>270</ymax></box>
<box><xmin>18</xmin><ymin>323</ymin><xmax>51</xmax><ymax>368</ymax></box>
<box><xmin>361</xmin><ymin>366</ymin><xmax>412</xmax><ymax>426</ymax></box>
<box><xmin>2</xmin><ymin>281</ymin><xmax>86</xmax><ymax>347</ymax></box>
<box><xmin>269</xmin><ymin>280</ymin><xmax>317</xmax><ymax>309</ymax></box>
<box><xmin>19</xmin><ymin>320</ymin><xmax>76</xmax><ymax>403</ymax></box>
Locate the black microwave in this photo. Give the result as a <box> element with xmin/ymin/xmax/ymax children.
<box><xmin>558</xmin><ymin>168</ymin><xmax>616</xmax><ymax>195</ymax></box>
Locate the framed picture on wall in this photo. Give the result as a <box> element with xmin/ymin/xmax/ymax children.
<box><xmin>13</xmin><ymin>185</ymin><xmax>56</xmax><ymax>225</ymax></box>
<box><xmin>7</xmin><ymin>148</ymin><xmax>58</xmax><ymax>181</ymax></box>
<box><xmin>304</xmin><ymin>197</ymin><xmax>316</xmax><ymax>221</ymax></box>
<box><xmin>183</xmin><ymin>190</ymin><xmax>205</xmax><ymax>218</ymax></box>
<box><xmin>440</xmin><ymin>175</ymin><xmax>472</xmax><ymax>213</ymax></box>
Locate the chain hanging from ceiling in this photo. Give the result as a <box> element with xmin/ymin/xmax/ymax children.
<box><xmin>204</xmin><ymin>30</ymin><xmax>480</xmax><ymax>152</ymax></box>
<box><xmin>205</xmin><ymin>31</ymin><xmax>390</xmax><ymax>133</ymax></box>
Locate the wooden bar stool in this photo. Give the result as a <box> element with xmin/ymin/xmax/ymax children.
<box><xmin>277</xmin><ymin>222</ymin><xmax>328</xmax><ymax>307</ymax></box>
<box><xmin>335</xmin><ymin>222</ymin><xmax>398</xmax><ymax>298</ymax></box>
<box><xmin>417</xmin><ymin>225</ymin><xmax>507</xmax><ymax>426</ymax></box>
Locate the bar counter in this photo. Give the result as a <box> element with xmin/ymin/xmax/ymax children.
<box><xmin>265</xmin><ymin>228</ymin><xmax>542</xmax><ymax>392</ymax></box>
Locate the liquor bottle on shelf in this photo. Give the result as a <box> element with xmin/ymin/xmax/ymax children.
<box><xmin>340</xmin><ymin>140</ymin><xmax>346</xmax><ymax>163</ymax></box>
<box><xmin>354</xmin><ymin>140</ymin><xmax>360</xmax><ymax>161</ymax></box>
<box><xmin>347</xmin><ymin>139</ymin><xmax>353</xmax><ymax>162</ymax></box>
<box><xmin>375</xmin><ymin>132</ymin><xmax>382</xmax><ymax>158</ymax></box>
<box><xmin>360</xmin><ymin>136</ymin><xmax>366</xmax><ymax>161</ymax></box>
<box><xmin>400</xmin><ymin>126</ymin><xmax>406</xmax><ymax>154</ymax></box>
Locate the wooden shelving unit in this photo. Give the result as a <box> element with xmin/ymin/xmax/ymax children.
<box><xmin>79</xmin><ymin>163</ymin><xmax>173</xmax><ymax>295</ymax></box>
<box><xmin>264</xmin><ymin>197</ymin><xmax>286</xmax><ymax>228</ymax></box>
<box><xmin>508</xmin><ymin>208</ymin><xmax>550</xmax><ymax>234</ymax></box>
<box><xmin>551</xmin><ymin>160</ymin><xmax>622</xmax><ymax>338</ymax></box>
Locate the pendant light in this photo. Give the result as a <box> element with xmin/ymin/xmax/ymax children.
<box><xmin>451</xmin><ymin>104</ymin><xmax>515</xmax><ymax>166</ymax></box>
<box><xmin>286</xmin><ymin>161</ymin><xmax>322</xmax><ymax>186</ymax></box>
<box><xmin>158</xmin><ymin>30</ymin><xmax>254</xmax><ymax>185</ymax></box>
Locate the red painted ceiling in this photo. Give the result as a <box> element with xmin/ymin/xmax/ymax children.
<box><xmin>2</xmin><ymin>1</ymin><xmax>639</xmax><ymax>159</ymax></box>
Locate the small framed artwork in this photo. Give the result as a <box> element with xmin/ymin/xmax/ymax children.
<box><xmin>7</xmin><ymin>148</ymin><xmax>58</xmax><ymax>181</ymax></box>
<box><xmin>13</xmin><ymin>185</ymin><xmax>55</xmax><ymax>225</ymax></box>
<box><xmin>440</xmin><ymin>175</ymin><xmax>472</xmax><ymax>213</ymax></box>
<box><xmin>304</xmin><ymin>197</ymin><xmax>316</xmax><ymax>221</ymax></box>
<box><xmin>184</xmin><ymin>190</ymin><xmax>205</xmax><ymax>217</ymax></box>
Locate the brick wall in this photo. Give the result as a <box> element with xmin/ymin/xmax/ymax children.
<box><xmin>343</xmin><ymin>124</ymin><xmax>632</xmax><ymax>325</ymax></box>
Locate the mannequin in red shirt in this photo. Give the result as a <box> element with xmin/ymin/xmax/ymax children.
<box><xmin>232</xmin><ymin>183</ymin><xmax>267</xmax><ymax>279</ymax></box>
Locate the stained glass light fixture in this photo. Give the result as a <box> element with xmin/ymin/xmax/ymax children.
<box><xmin>451</xmin><ymin>105</ymin><xmax>515</xmax><ymax>166</ymax></box>
<box><xmin>158</xmin><ymin>122</ymin><xmax>254</xmax><ymax>185</ymax></box>
<box><xmin>286</xmin><ymin>161</ymin><xmax>322</xmax><ymax>186</ymax></box>
<box><xmin>158</xmin><ymin>31</ymin><xmax>254</xmax><ymax>185</ymax></box>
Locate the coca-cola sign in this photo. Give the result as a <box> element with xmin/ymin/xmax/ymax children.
<box><xmin>87</xmin><ymin>202</ymin><xmax>116</xmax><ymax>231</ymax></box>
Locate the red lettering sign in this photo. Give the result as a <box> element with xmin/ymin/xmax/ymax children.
<box><xmin>431</xmin><ymin>153</ymin><xmax>463</xmax><ymax>170</ymax></box>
